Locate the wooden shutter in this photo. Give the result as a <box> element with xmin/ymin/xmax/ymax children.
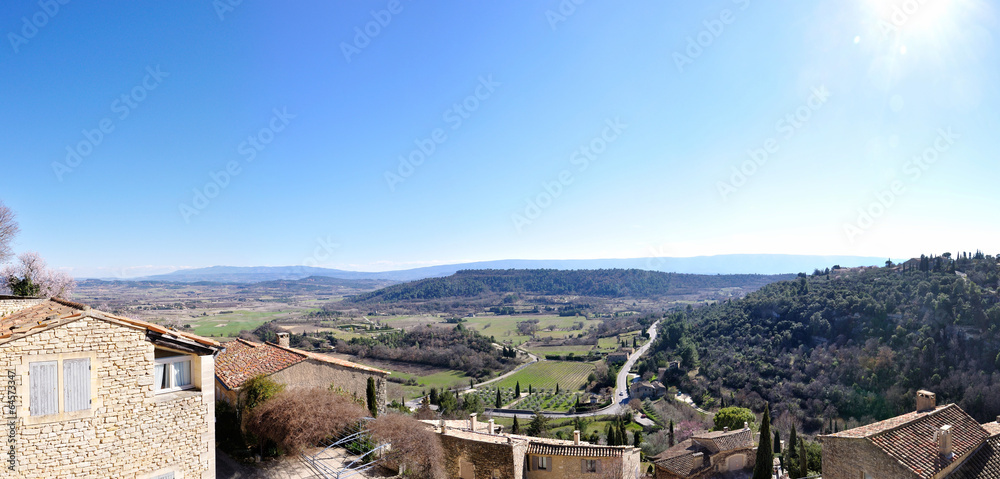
<box><xmin>29</xmin><ymin>361</ymin><xmax>58</xmax><ymax>416</ymax></box>
<box><xmin>531</xmin><ymin>456</ymin><xmax>538</xmax><ymax>471</ymax></box>
<box><xmin>63</xmin><ymin>358</ymin><xmax>91</xmax><ymax>412</ymax></box>
<box><xmin>582</xmin><ymin>459</ymin><xmax>587</xmax><ymax>472</ymax></box>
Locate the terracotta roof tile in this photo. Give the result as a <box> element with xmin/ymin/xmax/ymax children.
<box><xmin>0</xmin><ymin>299</ymin><xmax>79</xmax><ymax>333</ymax></box>
<box><xmin>526</xmin><ymin>442</ymin><xmax>635</xmax><ymax>457</ymax></box>
<box><xmin>982</xmin><ymin>422</ymin><xmax>1000</xmax><ymax>437</ymax></box>
<box><xmin>693</xmin><ymin>428</ymin><xmax>754</xmax><ymax>452</ymax></box>
<box><xmin>825</xmin><ymin>404</ymin><xmax>988</xmax><ymax>479</ymax></box>
<box><xmin>653</xmin><ymin>440</ymin><xmax>712</xmax><ymax>477</ymax></box>
<box><xmin>950</xmin><ymin>436</ymin><xmax>1000</xmax><ymax>479</ymax></box>
<box><xmin>266</xmin><ymin>342</ymin><xmax>389</xmax><ymax>375</ymax></box>
<box><xmin>214</xmin><ymin>339</ymin><xmax>305</xmax><ymax>390</ymax></box>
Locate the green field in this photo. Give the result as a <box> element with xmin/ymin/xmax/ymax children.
<box><xmin>389</xmin><ymin>369</ymin><xmax>472</xmax><ymax>400</ymax></box>
<box><xmin>463</xmin><ymin>315</ymin><xmax>603</xmax><ymax>345</ymax></box>
<box><xmin>493</xmin><ymin>361</ymin><xmax>595</xmax><ymax>392</ymax></box>
<box><xmin>190</xmin><ymin>310</ymin><xmax>285</xmax><ymax>337</ymax></box>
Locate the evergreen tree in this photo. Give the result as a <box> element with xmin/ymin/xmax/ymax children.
<box><xmin>633</xmin><ymin>429</ymin><xmax>642</xmax><ymax>448</ymax></box>
<box><xmin>429</xmin><ymin>388</ymin><xmax>439</xmax><ymax>405</ymax></box>
<box><xmin>366</xmin><ymin>377</ymin><xmax>378</xmax><ymax>418</ymax></box>
<box><xmin>556</xmin><ymin>383</ymin><xmax>560</xmax><ymax>394</ymax></box>
<box><xmin>799</xmin><ymin>439</ymin><xmax>807</xmax><ymax>478</ymax></box>
<box><xmin>774</xmin><ymin>429</ymin><xmax>781</xmax><ymax>454</ymax></box>
<box><xmin>669</xmin><ymin>419</ymin><xmax>675</xmax><ymax>447</ymax></box>
<box><xmin>529</xmin><ymin>384</ymin><xmax>533</xmax><ymax>394</ymax></box>
<box><xmin>752</xmin><ymin>404</ymin><xmax>773</xmax><ymax>479</ymax></box>
<box><xmin>515</xmin><ymin>381</ymin><xmax>521</xmax><ymax>397</ymax></box>
<box><xmin>512</xmin><ymin>415</ymin><xmax>520</xmax><ymax>434</ymax></box>
<box><xmin>495</xmin><ymin>388</ymin><xmax>502</xmax><ymax>408</ymax></box>
<box><xmin>527</xmin><ymin>411</ymin><xmax>549</xmax><ymax>437</ymax></box>
<box><xmin>787</xmin><ymin>425</ymin><xmax>799</xmax><ymax>477</ymax></box>
<box><xmin>605</xmin><ymin>423</ymin><xmax>615</xmax><ymax>445</ymax></box>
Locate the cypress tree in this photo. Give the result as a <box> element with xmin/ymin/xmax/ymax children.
<box><xmin>799</xmin><ymin>439</ymin><xmax>808</xmax><ymax>477</ymax></box>
<box><xmin>774</xmin><ymin>429</ymin><xmax>781</xmax><ymax>454</ymax></box>
<box><xmin>669</xmin><ymin>419</ymin><xmax>675</xmax><ymax>447</ymax></box>
<box><xmin>606</xmin><ymin>423</ymin><xmax>615</xmax><ymax>445</ymax></box>
<box><xmin>633</xmin><ymin>429</ymin><xmax>642</xmax><ymax>448</ymax></box>
<box><xmin>495</xmin><ymin>388</ymin><xmax>502</xmax><ymax>408</ymax></box>
<box><xmin>515</xmin><ymin>381</ymin><xmax>521</xmax><ymax>397</ymax></box>
<box><xmin>366</xmin><ymin>377</ymin><xmax>378</xmax><ymax>418</ymax></box>
<box><xmin>752</xmin><ymin>404</ymin><xmax>773</xmax><ymax>479</ymax></box>
<box><xmin>512</xmin><ymin>415</ymin><xmax>520</xmax><ymax>434</ymax></box>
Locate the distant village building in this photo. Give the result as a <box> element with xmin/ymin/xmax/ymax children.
<box><xmin>0</xmin><ymin>296</ymin><xmax>222</xmax><ymax>478</ymax></box>
<box><xmin>606</xmin><ymin>350</ymin><xmax>631</xmax><ymax>365</ymax></box>
<box><xmin>629</xmin><ymin>380</ymin><xmax>666</xmax><ymax>400</ymax></box>
<box><xmin>652</xmin><ymin>426</ymin><xmax>756</xmax><ymax>479</ymax></box>
<box><xmin>214</xmin><ymin>332</ymin><xmax>389</xmax><ymax>413</ymax></box>
<box><xmin>423</xmin><ymin>415</ymin><xmax>641</xmax><ymax>478</ymax></box>
<box><xmin>821</xmin><ymin>390</ymin><xmax>1000</xmax><ymax>479</ymax></box>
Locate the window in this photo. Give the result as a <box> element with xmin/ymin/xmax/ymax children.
<box><xmin>29</xmin><ymin>358</ymin><xmax>91</xmax><ymax>417</ymax></box>
<box><xmin>583</xmin><ymin>459</ymin><xmax>598</xmax><ymax>473</ymax></box>
<box><xmin>538</xmin><ymin>456</ymin><xmax>549</xmax><ymax>470</ymax></box>
<box><xmin>154</xmin><ymin>355</ymin><xmax>193</xmax><ymax>393</ymax></box>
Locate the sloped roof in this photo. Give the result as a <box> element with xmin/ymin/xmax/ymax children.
<box><xmin>825</xmin><ymin>404</ymin><xmax>988</xmax><ymax>479</ymax></box>
<box><xmin>0</xmin><ymin>298</ymin><xmax>220</xmax><ymax>349</ymax></box>
<box><xmin>693</xmin><ymin>428</ymin><xmax>754</xmax><ymax>452</ymax></box>
<box><xmin>214</xmin><ymin>338</ymin><xmax>388</xmax><ymax>390</ymax></box>
<box><xmin>653</xmin><ymin>440</ymin><xmax>711</xmax><ymax>477</ymax></box>
<box><xmin>949</xmin><ymin>436</ymin><xmax>1000</xmax><ymax>479</ymax></box>
<box><xmin>527</xmin><ymin>442</ymin><xmax>634</xmax><ymax>458</ymax></box>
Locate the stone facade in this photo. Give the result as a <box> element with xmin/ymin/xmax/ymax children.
<box><xmin>0</xmin><ymin>298</ymin><xmax>44</xmax><ymax>318</ymax></box>
<box><xmin>439</xmin><ymin>431</ymin><xmax>527</xmax><ymax>479</ymax></box>
<box><xmin>270</xmin><ymin>359</ymin><xmax>387</xmax><ymax>413</ymax></box>
<box><xmin>1</xmin><ymin>310</ymin><xmax>218</xmax><ymax>478</ymax></box>
<box><xmin>820</xmin><ymin>437</ymin><xmax>916</xmax><ymax>479</ymax></box>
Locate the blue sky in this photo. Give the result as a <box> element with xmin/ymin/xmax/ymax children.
<box><xmin>1</xmin><ymin>0</ymin><xmax>997</xmax><ymax>278</ymax></box>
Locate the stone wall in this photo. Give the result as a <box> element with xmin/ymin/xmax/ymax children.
<box><xmin>438</xmin><ymin>432</ymin><xmax>526</xmax><ymax>479</ymax></box>
<box><xmin>270</xmin><ymin>359</ymin><xmax>387</xmax><ymax>414</ymax></box>
<box><xmin>654</xmin><ymin>448</ymin><xmax>754</xmax><ymax>479</ymax></box>
<box><xmin>526</xmin><ymin>452</ymin><xmax>640</xmax><ymax>479</ymax></box>
<box><xmin>0</xmin><ymin>315</ymin><xmax>215</xmax><ymax>478</ymax></box>
<box><xmin>0</xmin><ymin>298</ymin><xmax>45</xmax><ymax>318</ymax></box>
<box><xmin>820</xmin><ymin>437</ymin><xmax>915</xmax><ymax>479</ymax></box>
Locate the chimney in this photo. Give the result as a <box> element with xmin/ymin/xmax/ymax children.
<box><xmin>488</xmin><ymin>419</ymin><xmax>495</xmax><ymax>435</ymax></box>
<box><xmin>917</xmin><ymin>390</ymin><xmax>937</xmax><ymax>412</ymax></box>
<box><xmin>439</xmin><ymin>418</ymin><xmax>446</xmax><ymax>434</ymax></box>
<box><xmin>936</xmin><ymin>425</ymin><xmax>953</xmax><ymax>458</ymax></box>
<box><xmin>469</xmin><ymin>413</ymin><xmax>477</xmax><ymax>432</ymax></box>
<box><xmin>276</xmin><ymin>332</ymin><xmax>290</xmax><ymax>348</ymax></box>
<box><xmin>574</xmin><ymin>430</ymin><xmax>581</xmax><ymax>445</ymax></box>
<box><xmin>744</xmin><ymin>422</ymin><xmax>749</xmax><ymax>430</ymax></box>
<box><xmin>723</xmin><ymin>427</ymin><xmax>729</xmax><ymax>432</ymax></box>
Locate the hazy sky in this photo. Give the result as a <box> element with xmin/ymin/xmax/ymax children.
<box><xmin>2</xmin><ymin>0</ymin><xmax>997</xmax><ymax>278</ymax></box>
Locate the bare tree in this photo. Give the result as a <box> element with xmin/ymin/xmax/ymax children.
<box><xmin>243</xmin><ymin>388</ymin><xmax>369</xmax><ymax>454</ymax></box>
<box><xmin>1</xmin><ymin>252</ymin><xmax>75</xmax><ymax>298</ymax></box>
<box><xmin>370</xmin><ymin>412</ymin><xmax>445</xmax><ymax>478</ymax></box>
<box><xmin>0</xmin><ymin>201</ymin><xmax>18</xmax><ymax>264</ymax></box>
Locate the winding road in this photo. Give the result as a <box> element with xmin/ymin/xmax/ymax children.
<box><xmin>486</xmin><ymin>319</ymin><xmax>660</xmax><ymax>419</ymax></box>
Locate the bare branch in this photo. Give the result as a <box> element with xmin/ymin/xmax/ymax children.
<box><xmin>0</xmin><ymin>201</ymin><xmax>19</xmax><ymax>264</ymax></box>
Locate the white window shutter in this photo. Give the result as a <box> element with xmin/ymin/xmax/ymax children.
<box><xmin>63</xmin><ymin>358</ymin><xmax>91</xmax><ymax>412</ymax></box>
<box><xmin>30</xmin><ymin>361</ymin><xmax>58</xmax><ymax>416</ymax></box>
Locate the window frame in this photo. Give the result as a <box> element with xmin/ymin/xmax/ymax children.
<box><xmin>24</xmin><ymin>353</ymin><xmax>96</xmax><ymax>424</ymax></box>
<box><xmin>583</xmin><ymin>459</ymin><xmax>598</xmax><ymax>473</ymax></box>
<box><xmin>154</xmin><ymin>355</ymin><xmax>194</xmax><ymax>394</ymax></box>
<box><xmin>538</xmin><ymin>456</ymin><xmax>549</xmax><ymax>470</ymax></box>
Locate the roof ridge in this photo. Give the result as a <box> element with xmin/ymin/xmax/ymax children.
<box><xmin>871</xmin><ymin>404</ymin><xmax>958</xmax><ymax>439</ymax></box>
<box><xmin>49</xmin><ymin>297</ymin><xmax>88</xmax><ymax>310</ymax></box>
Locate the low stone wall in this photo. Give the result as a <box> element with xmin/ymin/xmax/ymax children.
<box><xmin>271</xmin><ymin>359</ymin><xmax>387</xmax><ymax>414</ymax></box>
<box><xmin>0</xmin><ymin>298</ymin><xmax>45</xmax><ymax>318</ymax></box>
<box><xmin>439</xmin><ymin>432</ymin><xmax>526</xmax><ymax>479</ymax></box>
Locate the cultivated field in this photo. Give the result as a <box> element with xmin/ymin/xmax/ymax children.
<box><xmin>493</xmin><ymin>361</ymin><xmax>594</xmax><ymax>392</ymax></box>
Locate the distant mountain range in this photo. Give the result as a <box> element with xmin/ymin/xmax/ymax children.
<box><xmin>125</xmin><ymin>254</ymin><xmax>894</xmax><ymax>283</ymax></box>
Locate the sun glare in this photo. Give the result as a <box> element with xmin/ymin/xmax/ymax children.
<box><xmin>866</xmin><ymin>0</ymin><xmax>960</xmax><ymax>42</ymax></box>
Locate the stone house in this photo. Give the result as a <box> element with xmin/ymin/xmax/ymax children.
<box><xmin>0</xmin><ymin>296</ymin><xmax>222</xmax><ymax>479</ymax></box>
<box><xmin>652</xmin><ymin>427</ymin><xmax>756</xmax><ymax>479</ymax></box>
<box><xmin>214</xmin><ymin>333</ymin><xmax>389</xmax><ymax>413</ymax></box>
<box><xmin>606</xmin><ymin>351</ymin><xmax>630</xmax><ymax>365</ymax></box>
<box><xmin>820</xmin><ymin>390</ymin><xmax>1000</xmax><ymax>479</ymax></box>
<box><xmin>423</xmin><ymin>415</ymin><xmax>642</xmax><ymax>478</ymax></box>
<box><xmin>629</xmin><ymin>381</ymin><xmax>666</xmax><ymax>400</ymax></box>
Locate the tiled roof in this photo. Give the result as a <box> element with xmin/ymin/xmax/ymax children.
<box><xmin>0</xmin><ymin>298</ymin><xmax>220</xmax><ymax>348</ymax></box>
<box><xmin>267</xmin><ymin>342</ymin><xmax>389</xmax><ymax>375</ymax></box>
<box><xmin>826</xmin><ymin>404</ymin><xmax>988</xmax><ymax>479</ymax></box>
<box><xmin>653</xmin><ymin>440</ymin><xmax>711</xmax><ymax>477</ymax></box>
<box><xmin>214</xmin><ymin>339</ymin><xmax>306</xmax><ymax>390</ymax></box>
<box><xmin>214</xmin><ymin>339</ymin><xmax>389</xmax><ymax>390</ymax></box>
<box><xmin>982</xmin><ymin>422</ymin><xmax>1000</xmax><ymax>437</ymax></box>
<box><xmin>527</xmin><ymin>442</ymin><xmax>634</xmax><ymax>457</ymax></box>
<box><xmin>950</xmin><ymin>436</ymin><xmax>1000</xmax><ymax>479</ymax></box>
<box><xmin>693</xmin><ymin>428</ymin><xmax>754</xmax><ymax>452</ymax></box>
